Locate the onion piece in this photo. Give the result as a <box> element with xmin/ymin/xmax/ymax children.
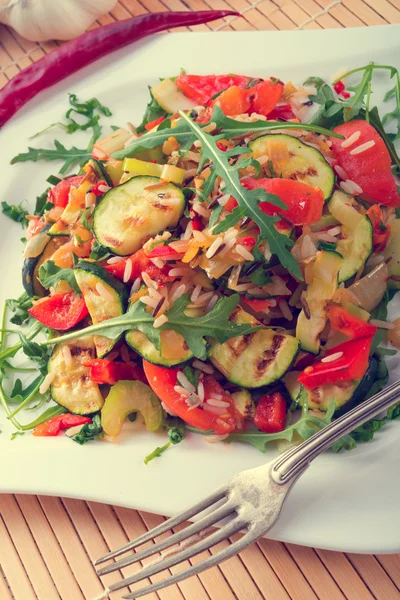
<box><xmin>23</xmin><ymin>231</ymin><xmax>50</xmax><ymax>258</ymax></box>
<box><xmin>348</xmin><ymin>262</ymin><xmax>389</xmax><ymax>312</ymax></box>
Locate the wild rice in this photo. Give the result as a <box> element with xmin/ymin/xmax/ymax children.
<box><xmin>326</xmin><ymin>226</ymin><xmax>342</xmax><ymax>236</ymax></box>
<box><xmin>233</xmin><ymin>283</ymin><xmax>253</xmax><ymax>292</ymax></box>
<box><xmin>120</xmin><ymin>345</ymin><xmax>131</xmax><ymax>363</ymax></box>
<box><xmin>152</xmin><ymin>297</ymin><xmax>165</xmax><ymax>317</ymax></box>
<box><xmin>174</xmin><ymin>385</ymin><xmax>190</xmax><ymax>397</ymax></box>
<box><xmin>130</xmin><ymin>278</ymin><xmax>141</xmax><ymax>295</ymax></box>
<box><xmin>186</xmin><ymin>394</ymin><xmax>203</xmax><ymax>410</ymax></box>
<box><xmin>98</xmin><ymin>184</ymin><xmax>110</xmax><ymax>194</ymax></box>
<box><xmin>257</xmin><ymin>154</ymin><xmax>269</xmax><ymax>165</ymax></box>
<box><xmin>235</xmin><ymin>244</ymin><xmax>254</xmax><ymax>261</ymax></box>
<box><xmin>193</xmin><ymin>203</ymin><xmax>211</xmax><ymax>218</ymax></box>
<box><xmin>205</xmin><ymin>434</ymin><xmax>229</xmax><ymax>443</ymax></box>
<box><xmin>217</xmin><ymin>194</ymin><xmax>231</xmax><ymax>206</ymax></box>
<box><xmin>279</xmin><ymin>299</ymin><xmax>293</xmax><ymax>321</ymax></box>
<box><xmin>62</xmin><ymin>345</ymin><xmax>72</xmax><ymax>367</ymax></box>
<box><xmin>192</xmin><ymin>230</ymin><xmax>206</xmax><ymax>242</ymax></box>
<box><xmin>264</xmin><ymin>242</ymin><xmax>272</xmax><ymax>261</ymax></box>
<box><xmin>39</xmin><ymin>372</ymin><xmax>55</xmax><ymax>395</ymax></box>
<box><xmin>334</xmin><ymin>165</ymin><xmax>348</xmax><ymax>180</ymax></box>
<box><xmin>150</xmin><ymin>257</ymin><xmax>165</xmax><ymax>268</ymax></box>
<box><xmin>219</xmin><ymin>238</ymin><xmax>236</xmax><ymax>257</ymax></box>
<box><xmin>203</xmin><ymin>404</ymin><xmax>227</xmax><ymax>415</ymax></box>
<box><xmin>123</xmin><ymin>259</ymin><xmax>132</xmax><ymax>283</ymax></box>
<box><xmin>154</xmin><ymin>314</ymin><xmax>168</xmax><ymax>328</ymax></box>
<box><xmin>158</xmin><ymin>196</ymin><xmax>181</xmax><ymax>207</ymax></box>
<box><xmin>341</xmin><ymin>130</ymin><xmax>361</xmax><ymax>148</ymax></box>
<box><xmin>140</xmin><ymin>295</ymin><xmax>159</xmax><ymax>309</ymax></box>
<box><xmin>107</xmin><ymin>256</ymin><xmax>124</xmax><ymax>265</ymax></box>
<box><xmin>192</xmin><ymin>360</ymin><xmax>214</xmax><ymax>374</ymax></box>
<box><xmin>369</xmin><ymin>319</ymin><xmax>395</xmax><ymax>330</ymax></box>
<box><xmin>169</xmin><ymin>283</ymin><xmax>187</xmax><ymax>304</ymax></box>
<box><xmin>321</xmin><ymin>351</ymin><xmax>343</xmax><ymax>363</ymax></box>
<box><xmin>228</xmin><ymin>265</ymin><xmax>242</xmax><ymax>289</ymax></box>
<box><xmin>197</xmin><ymin>381</ymin><xmax>205</xmax><ymax>402</ymax></box>
<box><xmin>191</xmin><ymin>285</ymin><xmax>202</xmax><ymax>302</ymax></box>
<box><xmin>96</xmin><ymin>282</ymin><xmax>115</xmax><ymax>302</ymax></box>
<box><xmin>85</xmin><ymin>191</ymin><xmax>96</xmax><ymax>208</ymax></box>
<box><xmin>141</xmin><ymin>272</ymin><xmax>158</xmax><ymax>289</ymax></box>
<box><xmin>340</xmin><ymin>180</ymin><xmax>363</xmax><ymax>195</ymax></box>
<box><xmin>206</xmin><ymin>398</ymin><xmax>230</xmax><ymax>408</ymax></box>
<box><xmin>205</xmin><ymin>294</ymin><xmax>219</xmax><ymax>312</ymax></box>
<box><xmin>169</xmin><ymin>240</ymin><xmax>190</xmax><ymax>253</ymax></box>
<box><xmin>314</xmin><ymin>232</ymin><xmax>337</xmax><ymax>243</ymax></box>
<box><xmin>168</xmin><ymin>267</ymin><xmax>193</xmax><ymax>277</ymax></box>
<box><xmin>350</xmin><ymin>140</ymin><xmax>375</xmax><ymax>155</ymax></box>
<box><xmin>177</xmin><ymin>371</ymin><xmax>196</xmax><ymax>393</ymax></box>
<box><xmin>206</xmin><ymin>236</ymin><xmax>224</xmax><ymax>259</ymax></box>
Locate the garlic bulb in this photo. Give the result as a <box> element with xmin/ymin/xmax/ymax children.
<box><xmin>0</xmin><ymin>0</ymin><xmax>118</xmax><ymax>42</ymax></box>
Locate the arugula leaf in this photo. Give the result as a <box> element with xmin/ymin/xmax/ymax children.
<box><xmin>304</xmin><ymin>76</ymin><xmax>335</xmax><ymax>104</ymax></box>
<box><xmin>40</xmin><ymin>294</ymin><xmax>262</xmax><ymax>361</ymax></box>
<box><xmin>20</xmin><ymin>405</ymin><xmax>66</xmax><ymax>431</ymax></box>
<box><xmin>179</xmin><ymin>111</ymin><xmax>302</xmax><ymax>279</ymax></box>
<box><xmin>34</xmin><ymin>188</ymin><xmax>52</xmax><ymax>215</ymax></box>
<box><xmin>6</xmin><ymin>375</ymin><xmax>43</xmax><ymax>405</ymax></box>
<box><xmin>11</xmin><ymin>140</ymin><xmax>92</xmax><ymax>175</ymax></box>
<box><xmin>370</xmin><ymin>291</ymin><xmax>390</xmax><ymax>353</ymax></box>
<box><xmin>18</xmin><ymin>333</ymin><xmax>50</xmax><ymax>375</ymax></box>
<box><xmin>89</xmin><ymin>240</ymin><xmax>111</xmax><ymax>261</ymax></box>
<box><xmin>70</xmin><ymin>414</ymin><xmax>103</xmax><ymax>445</ymax></box>
<box><xmin>362</xmin><ymin>107</ymin><xmax>400</xmax><ymax>173</ymax></box>
<box><xmin>183</xmin><ymin>366</ymin><xmax>200</xmax><ymax>388</ymax></box>
<box><xmin>6</xmin><ymin>292</ymin><xmax>33</xmax><ymax>325</ymax></box>
<box><xmin>343</xmin><ymin>66</ymin><xmax>373</xmax><ymax>121</ymax></box>
<box><xmin>382</xmin><ymin>70</ymin><xmax>400</xmax><ymax>142</ymax></box>
<box><xmin>208</xmin><ymin>204</ymin><xmax>223</xmax><ymax>228</ymax></box>
<box><xmin>1</xmin><ymin>201</ymin><xmax>28</xmax><ymax>227</ymax></box>
<box><xmin>212</xmin><ymin>206</ymin><xmax>246</xmax><ymax>234</ymax></box>
<box><xmin>247</xmin><ymin>265</ymin><xmax>273</xmax><ymax>286</ymax></box>
<box><xmin>136</xmin><ymin>88</ymin><xmax>169</xmax><ymax>134</ymax></box>
<box><xmin>39</xmin><ymin>261</ymin><xmax>81</xmax><ymax>295</ymax></box>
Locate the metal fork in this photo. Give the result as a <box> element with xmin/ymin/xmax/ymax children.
<box><xmin>94</xmin><ymin>379</ymin><xmax>400</xmax><ymax>599</ymax></box>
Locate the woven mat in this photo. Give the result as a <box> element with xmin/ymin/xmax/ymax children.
<box><xmin>1</xmin><ymin>1</ymin><xmax>400</xmax><ymax>599</ymax></box>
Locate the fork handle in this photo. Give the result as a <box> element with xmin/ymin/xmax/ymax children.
<box><xmin>271</xmin><ymin>379</ymin><xmax>400</xmax><ymax>486</ymax></box>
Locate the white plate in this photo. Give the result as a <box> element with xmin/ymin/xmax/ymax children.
<box><xmin>1</xmin><ymin>25</ymin><xmax>399</xmax><ymax>554</ymax></box>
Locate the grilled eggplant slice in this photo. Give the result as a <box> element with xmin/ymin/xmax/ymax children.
<box><xmin>209</xmin><ymin>306</ymin><xmax>299</xmax><ymax>388</ymax></box>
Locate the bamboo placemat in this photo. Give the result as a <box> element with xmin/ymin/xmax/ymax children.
<box><xmin>1</xmin><ymin>1</ymin><xmax>400</xmax><ymax>599</ymax></box>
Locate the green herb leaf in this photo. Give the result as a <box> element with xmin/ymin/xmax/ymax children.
<box><xmin>136</xmin><ymin>88</ymin><xmax>169</xmax><ymax>134</ymax></box>
<box><xmin>144</xmin><ymin>441</ymin><xmax>171</xmax><ymax>464</ymax></box>
<box><xmin>1</xmin><ymin>201</ymin><xmax>28</xmax><ymax>227</ymax></box>
<box><xmin>18</xmin><ymin>332</ymin><xmax>50</xmax><ymax>375</ymax></box>
<box><xmin>6</xmin><ymin>292</ymin><xmax>33</xmax><ymax>325</ymax></box>
<box><xmin>208</xmin><ymin>204</ymin><xmax>223</xmax><ymax>228</ymax></box>
<box><xmin>70</xmin><ymin>413</ymin><xmax>103</xmax><ymax>445</ymax></box>
<box><xmin>382</xmin><ymin>70</ymin><xmax>400</xmax><ymax>142</ymax></box>
<box><xmin>303</xmin><ymin>76</ymin><xmax>335</xmax><ymax>104</ymax></box>
<box><xmin>34</xmin><ymin>188</ymin><xmax>52</xmax><ymax>215</ymax></box>
<box><xmin>11</xmin><ymin>140</ymin><xmax>92</xmax><ymax>175</ymax></box>
<box><xmin>39</xmin><ymin>260</ymin><xmax>81</xmax><ymax>296</ymax></box>
<box><xmin>168</xmin><ymin>425</ymin><xmax>185</xmax><ymax>445</ymax></box>
<box><xmin>179</xmin><ymin>110</ymin><xmax>302</xmax><ymax>279</ymax></box>
<box><xmin>183</xmin><ymin>365</ymin><xmax>200</xmax><ymax>388</ymax></box>
<box><xmin>89</xmin><ymin>240</ymin><xmax>111</xmax><ymax>261</ymax></box>
<box><xmin>212</xmin><ymin>206</ymin><xmax>246</xmax><ymax>234</ymax></box>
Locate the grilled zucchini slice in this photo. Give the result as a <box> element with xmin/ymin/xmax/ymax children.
<box><xmin>49</xmin><ymin>337</ymin><xmax>104</xmax><ymax>415</ymax></box>
<box><xmin>249</xmin><ymin>134</ymin><xmax>335</xmax><ymax>201</ymax></box>
<box><xmin>384</xmin><ymin>218</ymin><xmax>400</xmax><ymax>288</ymax></box>
<box><xmin>74</xmin><ymin>261</ymin><xmax>128</xmax><ymax>358</ymax></box>
<box><xmin>284</xmin><ymin>357</ymin><xmax>378</xmax><ymax>416</ymax></box>
<box><xmin>209</xmin><ymin>306</ymin><xmax>299</xmax><ymax>388</ymax></box>
<box><xmin>93</xmin><ymin>176</ymin><xmax>185</xmax><ymax>256</ymax></box>
<box><xmin>126</xmin><ymin>328</ymin><xmax>192</xmax><ymax>367</ymax></box>
<box><xmin>328</xmin><ymin>191</ymin><xmax>373</xmax><ymax>282</ymax></box>
<box><xmin>296</xmin><ymin>249</ymin><xmax>343</xmax><ymax>354</ymax></box>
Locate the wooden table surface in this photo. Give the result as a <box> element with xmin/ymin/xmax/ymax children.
<box><xmin>1</xmin><ymin>1</ymin><xmax>400</xmax><ymax>599</ymax></box>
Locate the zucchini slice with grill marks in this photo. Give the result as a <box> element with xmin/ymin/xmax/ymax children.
<box><xmin>126</xmin><ymin>328</ymin><xmax>193</xmax><ymax>367</ymax></box>
<box><xmin>93</xmin><ymin>176</ymin><xmax>185</xmax><ymax>256</ymax></box>
<box><xmin>296</xmin><ymin>249</ymin><xmax>343</xmax><ymax>354</ymax></box>
<box><xmin>284</xmin><ymin>357</ymin><xmax>378</xmax><ymax>416</ymax></box>
<box><xmin>209</xmin><ymin>306</ymin><xmax>299</xmax><ymax>388</ymax></box>
<box><xmin>249</xmin><ymin>134</ymin><xmax>335</xmax><ymax>201</ymax></box>
<box><xmin>74</xmin><ymin>261</ymin><xmax>128</xmax><ymax>358</ymax></box>
<box><xmin>49</xmin><ymin>337</ymin><xmax>104</xmax><ymax>415</ymax></box>
<box><xmin>328</xmin><ymin>191</ymin><xmax>373</xmax><ymax>283</ymax></box>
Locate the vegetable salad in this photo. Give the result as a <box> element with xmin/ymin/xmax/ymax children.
<box><xmin>2</xmin><ymin>64</ymin><xmax>400</xmax><ymax>459</ymax></box>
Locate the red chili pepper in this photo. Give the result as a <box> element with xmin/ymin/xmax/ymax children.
<box><xmin>28</xmin><ymin>292</ymin><xmax>88</xmax><ymax>331</ymax></box>
<box><xmin>144</xmin><ymin>116</ymin><xmax>166</xmax><ymax>130</ymax></box>
<box><xmin>326</xmin><ymin>305</ymin><xmax>377</xmax><ymax>339</ymax></box>
<box><xmin>0</xmin><ymin>11</ymin><xmax>240</xmax><ymax>128</ymax></box>
<box><xmin>33</xmin><ymin>414</ymin><xmax>91</xmax><ymax>437</ymax></box>
<box><xmin>298</xmin><ymin>337</ymin><xmax>373</xmax><ymax>390</ymax></box>
<box><xmin>254</xmin><ymin>392</ymin><xmax>287</xmax><ymax>433</ymax></box>
<box><xmin>334</xmin><ymin>80</ymin><xmax>345</xmax><ymax>94</ymax></box>
<box><xmin>366</xmin><ymin>205</ymin><xmax>390</xmax><ymax>252</ymax></box>
<box><xmin>83</xmin><ymin>358</ymin><xmax>147</xmax><ymax>385</ymax></box>
<box><xmin>90</xmin><ymin>181</ymin><xmax>108</xmax><ymax>197</ymax></box>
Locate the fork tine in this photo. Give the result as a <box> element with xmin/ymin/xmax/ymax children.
<box><xmin>94</xmin><ymin>486</ymin><xmax>226</xmax><ymax>566</ymax></box>
<box><xmin>122</xmin><ymin>529</ymin><xmax>257</xmax><ymax>599</ymax></box>
<box><xmin>100</xmin><ymin>517</ymin><xmax>247</xmax><ymax>596</ymax></box>
<box><xmin>96</xmin><ymin>501</ymin><xmax>236</xmax><ymax>576</ymax></box>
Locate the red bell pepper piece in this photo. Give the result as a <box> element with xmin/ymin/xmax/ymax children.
<box><xmin>331</xmin><ymin>120</ymin><xmax>399</xmax><ymax>206</ymax></box>
<box><xmin>333</xmin><ymin>80</ymin><xmax>345</xmax><ymax>95</ymax></box>
<box><xmin>144</xmin><ymin>116</ymin><xmax>165</xmax><ymax>130</ymax></box>
<box><xmin>83</xmin><ymin>358</ymin><xmax>147</xmax><ymax>385</ymax></box>
<box><xmin>326</xmin><ymin>305</ymin><xmax>377</xmax><ymax>339</ymax></box>
<box><xmin>145</xmin><ymin>245</ymin><xmax>183</xmax><ymax>259</ymax></box>
<box><xmin>242</xmin><ymin>298</ymin><xmax>277</xmax><ymax>312</ymax></box>
<box><xmin>33</xmin><ymin>414</ymin><xmax>91</xmax><ymax>437</ymax></box>
<box><xmin>0</xmin><ymin>11</ymin><xmax>240</xmax><ymax>128</ymax></box>
<box><xmin>28</xmin><ymin>292</ymin><xmax>88</xmax><ymax>331</ymax></box>
<box><xmin>298</xmin><ymin>337</ymin><xmax>373</xmax><ymax>390</ymax></box>
<box><xmin>254</xmin><ymin>392</ymin><xmax>287</xmax><ymax>433</ymax></box>
<box><xmin>249</xmin><ymin>79</ymin><xmax>284</xmax><ymax>117</ymax></box>
<box><xmin>47</xmin><ymin>175</ymin><xmax>84</xmax><ymax>208</ymax></box>
<box><xmin>191</xmin><ymin>216</ymin><xmax>204</xmax><ymax>231</ymax></box>
<box><xmin>268</xmin><ymin>104</ymin><xmax>296</xmax><ymax>121</ymax></box>
<box><xmin>240</xmin><ymin>236</ymin><xmax>257</xmax><ymax>248</ymax></box>
<box><xmin>90</xmin><ymin>181</ymin><xmax>108</xmax><ymax>197</ymax></box>
<box><xmin>143</xmin><ymin>361</ymin><xmax>242</xmax><ymax>434</ymax></box>
<box><xmin>366</xmin><ymin>205</ymin><xmax>390</xmax><ymax>252</ymax></box>
<box><xmin>104</xmin><ymin>249</ymin><xmax>175</xmax><ymax>283</ymax></box>
<box><xmin>223</xmin><ymin>196</ymin><xmax>239</xmax><ymax>213</ymax></box>
<box><xmin>242</xmin><ymin>177</ymin><xmax>324</xmax><ymax>225</ymax></box>
<box><xmin>175</xmin><ymin>73</ymin><xmax>250</xmax><ymax>105</ymax></box>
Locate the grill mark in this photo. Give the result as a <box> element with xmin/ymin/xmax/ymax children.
<box><xmin>103</xmin><ymin>235</ymin><xmax>122</xmax><ymax>246</ymax></box>
<box><xmin>290</xmin><ymin>166</ymin><xmax>318</xmax><ymax>179</ymax></box>
<box><xmin>226</xmin><ymin>332</ymin><xmax>256</xmax><ymax>357</ymax></box>
<box><xmin>70</xmin><ymin>346</ymin><xmax>94</xmax><ymax>358</ymax></box>
<box><xmin>151</xmin><ymin>202</ymin><xmax>173</xmax><ymax>211</ymax></box>
<box><xmin>255</xmin><ymin>334</ymin><xmax>284</xmax><ymax>375</ymax></box>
